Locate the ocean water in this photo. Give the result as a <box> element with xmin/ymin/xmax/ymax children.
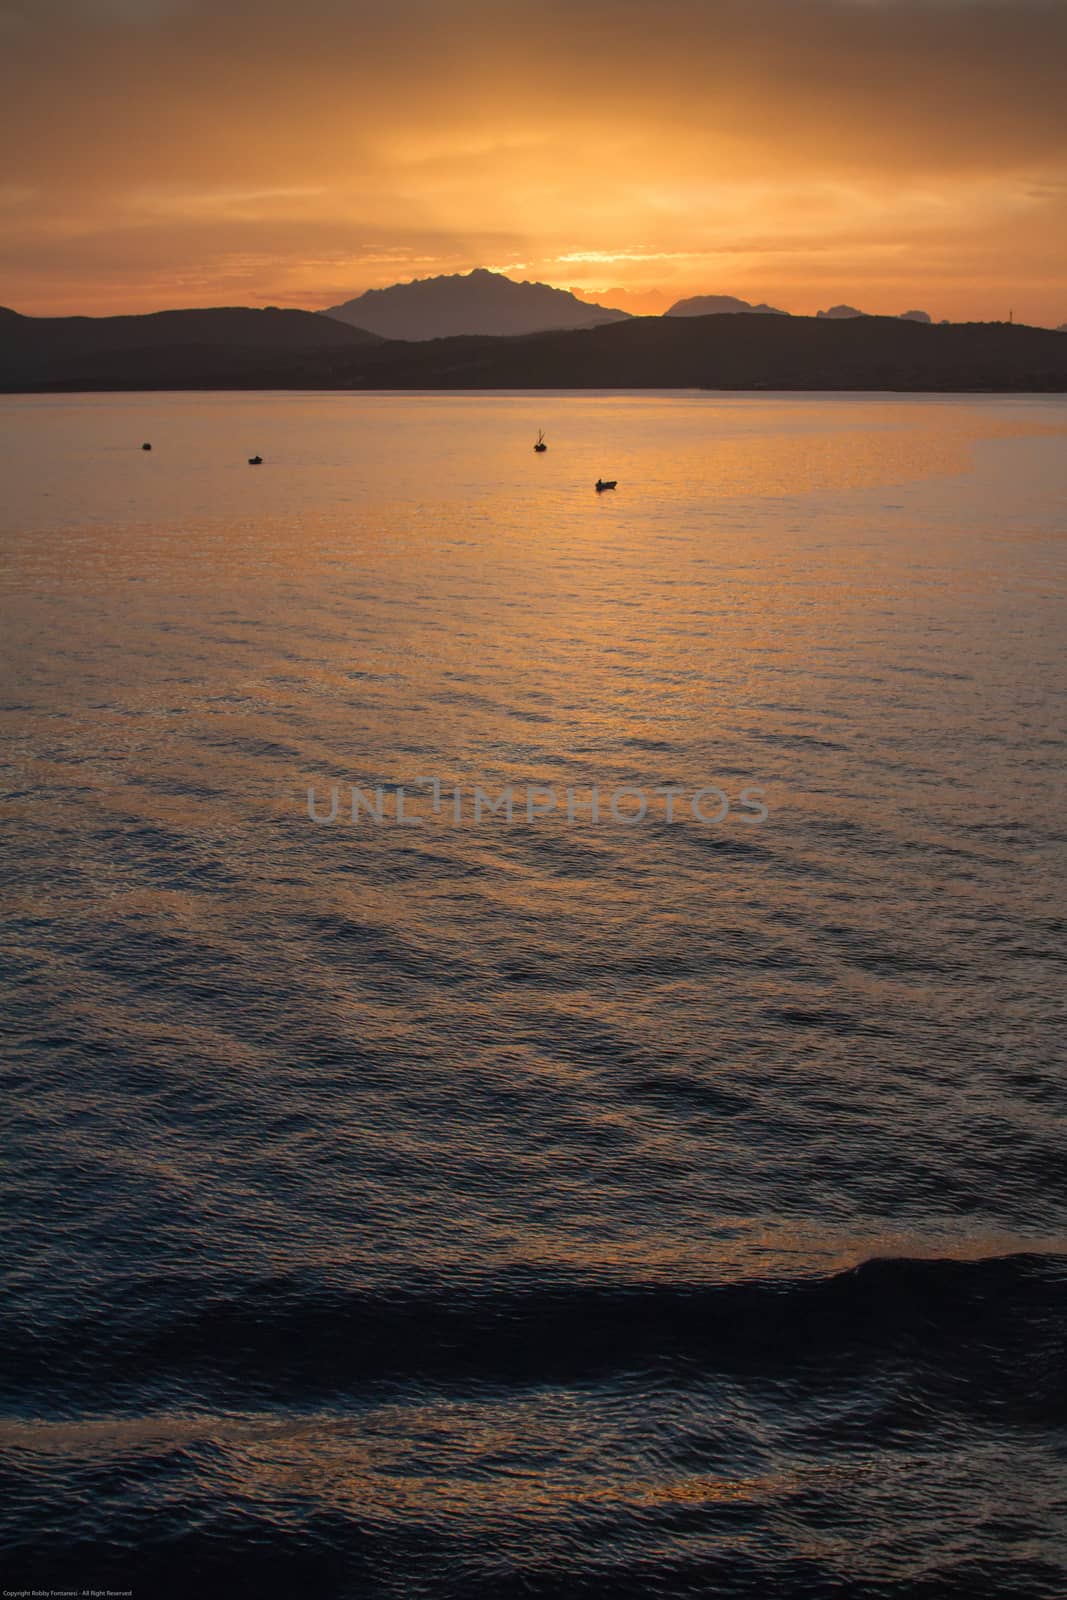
<box><xmin>1</xmin><ymin>390</ymin><xmax>1065</xmax><ymax>1598</ymax></box>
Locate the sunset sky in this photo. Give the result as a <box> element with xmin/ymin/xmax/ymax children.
<box><xmin>1</xmin><ymin>0</ymin><xmax>1065</xmax><ymax>324</ymax></box>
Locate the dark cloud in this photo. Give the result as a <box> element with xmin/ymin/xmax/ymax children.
<box><xmin>5</xmin><ymin>0</ymin><xmax>1067</xmax><ymax>175</ymax></box>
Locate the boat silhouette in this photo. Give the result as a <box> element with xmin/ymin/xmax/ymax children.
<box><xmin>534</xmin><ymin>430</ymin><xmax>547</xmax><ymax>452</ymax></box>
<box><xmin>595</xmin><ymin>479</ymin><xmax>617</xmax><ymax>491</ymax></box>
<box><xmin>248</xmin><ymin>455</ymin><xmax>263</xmax><ymax>466</ymax></box>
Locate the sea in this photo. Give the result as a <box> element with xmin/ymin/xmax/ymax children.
<box><xmin>1</xmin><ymin>390</ymin><xmax>1065</xmax><ymax>1599</ymax></box>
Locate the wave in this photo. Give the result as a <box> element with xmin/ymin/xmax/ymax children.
<box><xmin>4</xmin><ymin>1252</ymin><xmax>1063</xmax><ymax>1414</ymax></box>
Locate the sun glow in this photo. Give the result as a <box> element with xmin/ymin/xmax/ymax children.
<box><xmin>0</xmin><ymin>0</ymin><xmax>1064</xmax><ymax>323</ymax></box>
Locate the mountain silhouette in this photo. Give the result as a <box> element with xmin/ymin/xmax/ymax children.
<box><xmin>900</xmin><ymin>310</ymin><xmax>933</xmax><ymax>323</ymax></box>
<box><xmin>666</xmin><ymin>295</ymin><xmax>788</xmax><ymax>317</ymax></box>
<box><xmin>817</xmin><ymin>304</ymin><xmax>868</xmax><ymax>319</ymax></box>
<box><xmin>321</xmin><ymin>268</ymin><xmax>631</xmax><ymax>341</ymax></box>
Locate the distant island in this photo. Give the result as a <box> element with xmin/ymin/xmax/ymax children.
<box><xmin>665</xmin><ymin>295</ymin><xmax>789</xmax><ymax>318</ymax></box>
<box><xmin>322</xmin><ymin>268</ymin><xmax>630</xmax><ymax>341</ymax></box>
<box><xmin>2</xmin><ymin>301</ymin><xmax>1067</xmax><ymax>393</ymax></box>
<box><xmin>816</xmin><ymin>305</ymin><xmax>935</xmax><ymax>323</ymax></box>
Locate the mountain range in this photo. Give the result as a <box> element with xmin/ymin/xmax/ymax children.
<box><xmin>319</xmin><ymin>272</ymin><xmax>951</xmax><ymax>341</ymax></box>
<box><xmin>4</xmin><ymin>302</ymin><xmax>1066</xmax><ymax>393</ymax></box>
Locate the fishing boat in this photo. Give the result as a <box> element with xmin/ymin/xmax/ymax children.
<box><xmin>595</xmin><ymin>479</ymin><xmax>617</xmax><ymax>491</ymax></box>
<box><xmin>534</xmin><ymin>430</ymin><xmax>547</xmax><ymax>452</ymax></box>
<box><xmin>248</xmin><ymin>455</ymin><xmax>263</xmax><ymax>466</ymax></box>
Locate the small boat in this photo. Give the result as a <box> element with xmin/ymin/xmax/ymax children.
<box><xmin>595</xmin><ymin>479</ymin><xmax>617</xmax><ymax>492</ymax></box>
<box><xmin>534</xmin><ymin>430</ymin><xmax>547</xmax><ymax>452</ymax></box>
<box><xmin>248</xmin><ymin>455</ymin><xmax>263</xmax><ymax>466</ymax></box>
<box><xmin>142</xmin><ymin>442</ymin><xmax>152</xmax><ymax>451</ymax></box>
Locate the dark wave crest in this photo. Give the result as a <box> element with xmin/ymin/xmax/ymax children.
<box><xmin>4</xmin><ymin>1253</ymin><xmax>1064</xmax><ymax>1415</ymax></box>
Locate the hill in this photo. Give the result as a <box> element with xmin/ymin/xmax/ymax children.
<box><xmin>325</xmin><ymin>314</ymin><xmax>1067</xmax><ymax>392</ymax></box>
<box><xmin>3</xmin><ymin>309</ymin><xmax>1066</xmax><ymax>393</ymax></box>
<box><xmin>321</xmin><ymin>268</ymin><xmax>631</xmax><ymax>341</ymax></box>
<box><xmin>0</xmin><ymin>305</ymin><xmax>380</xmax><ymax>391</ymax></box>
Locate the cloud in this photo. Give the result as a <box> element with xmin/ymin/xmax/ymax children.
<box><xmin>0</xmin><ymin>0</ymin><xmax>1064</xmax><ymax>319</ymax></box>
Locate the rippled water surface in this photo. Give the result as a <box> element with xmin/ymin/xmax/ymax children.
<box><xmin>2</xmin><ymin>391</ymin><xmax>1066</xmax><ymax>1597</ymax></box>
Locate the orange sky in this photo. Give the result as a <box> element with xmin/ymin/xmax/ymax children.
<box><xmin>1</xmin><ymin>0</ymin><xmax>1065</xmax><ymax>325</ymax></box>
